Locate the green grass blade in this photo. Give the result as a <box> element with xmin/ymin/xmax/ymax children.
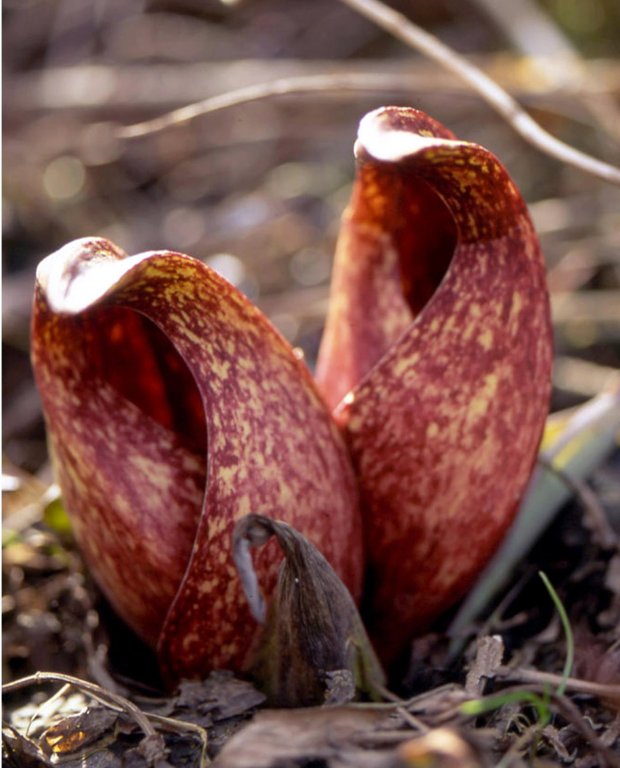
<box><xmin>538</xmin><ymin>571</ymin><xmax>574</xmax><ymax>696</ymax></box>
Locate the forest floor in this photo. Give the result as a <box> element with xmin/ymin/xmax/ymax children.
<box><xmin>3</xmin><ymin>456</ymin><xmax>620</xmax><ymax>766</ymax></box>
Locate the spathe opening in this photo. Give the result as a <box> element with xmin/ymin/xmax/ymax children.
<box><xmin>397</xmin><ymin>175</ymin><xmax>457</xmax><ymax>319</ymax></box>
<box><xmin>316</xmin><ymin>170</ymin><xmax>457</xmax><ymax>412</ymax></box>
<box><xmin>85</xmin><ymin>306</ymin><xmax>207</xmax><ymax>457</ymax></box>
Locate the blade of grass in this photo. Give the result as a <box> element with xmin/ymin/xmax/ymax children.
<box><xmin>460</xmin><ymin>688</ymin><xmax>551</xmax><ymax>725</ymax></box>
<box><xmin>538</xmin><ymin>571</ymin><xmax>574</xmax><ymax>697</ymax></box>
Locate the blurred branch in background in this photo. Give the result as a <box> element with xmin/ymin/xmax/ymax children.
<box><xmin>472</xmin><ymin>0</ymin><xmax>620</xmax><ymax>142</ymax></box>
<box><xmin>113</xmin><ymin>57</ymin><xmax>620</xmax><ymax>142</ymax></box>
<box><xmin>8</xmin><ymin>57</ymin><xmax>619</xmax><ymax>127</ymax></box>
<box><xmin>338</xmin><ymin>0</ymin><xmax>620</xmax><ymax>183</ymax></box>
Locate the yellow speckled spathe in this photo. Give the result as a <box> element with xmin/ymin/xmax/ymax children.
<box><xmin>31</xmin><ymin>106</ymin><xmax>553</xmax><ymax>682</ymax></box>
<box><xmin>31</xmin><ymin>239</ymin><xmax>363</xmax><ymax>683</ymax></box>
<box><xmin>317</xmin><ymin>107</ymin><xmax>552</xmax><ymax>665</ymax></box>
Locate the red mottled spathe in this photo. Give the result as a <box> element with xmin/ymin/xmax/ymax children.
<box><xmin>32</xmin><ymin>240</ymin><xmax>363</xmax><ymax>682</ymax></box>
<box><xmin>317</xmin><ymin>107</ymin><xmax>552</xmax><ymax>664</ymax></box>
<box><xmin>31</xmin><ymin>106</ymin><xmax>553</xmax><ymax>682</ymax></box>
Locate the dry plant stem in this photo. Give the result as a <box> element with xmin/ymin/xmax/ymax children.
<box><xmin>495</xmin><ymin>724</ymin><xmax>545</xmax><ymax>768</ymax></box>
<box><xmin>498</xmin><ymin>666</ymin><xmax>620</xmax><ymax>700</ymax></box>
<box><xmin>373</xmin><ymin>682</ymin><xmax>403</xmax><ymax>703</ymax></box>
<box><xmin>3</xmin><ymin>671</ymin><xmax>210</xmax><ymax>764</ymax></box>
<box><xmin>471</xmin><ymin>0</ymin><xmax>620</xmax><ymax>142</ymax></box>
<box><xmin>140</xmin><ymin>712</ymin><xmax>209</xmax><ymax>768</ymax></box>
<box><xmin>117</xmin><ymin>68</ymin><xmax>620</xmax><ymax>187</ymax></box>
<box><xmin>25</xmin><ymin>683</ymin><xmax>72</xmax><ymax>738</ymax></box>
<box><xmin>338</xmin><ymin>0</ymin><xmax>620</xmax><ymax>185</ymax></box>
<box><xmin>118</xmin><ymin>73</ymin><xmax>424</xmax><ymax>138</ymax></box>
<box><xmin>343</xmin><ymin>683</ymin><xmax>466</xmax><ymax>712</ymax></box>
<box><xmin>551</xmin><ymin>694</ymin><xmax>620</xmax><ymax>768</ymax></box>
<box><xmin>2</xmin><ymin>671</ymin><xmax>157</xmax><ymax>740</ymax></box>
<box><xmin>395</xmin><ymin>706</ymin><xmax>431</xmax><ymax>733</ymax></box>
<box><xmin>479</xmin><ymin>572</ymin><xmax>531</xmax><ymax>632</ymax></box>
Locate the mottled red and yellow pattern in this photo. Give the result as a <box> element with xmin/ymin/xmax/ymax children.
<box><xmin>317</xmin><ymin>107</ymin><xmax>552</xmax><ymax>664</ymax></box>
<box><xmin>32</xmin><ymin>239</ymin><xmax>362</xmax><ymax>682</ymax></box>
<box><xmin>31</xmin><ymin>106</ymin><xmax>552</xmax><ymax>683</ymax></box>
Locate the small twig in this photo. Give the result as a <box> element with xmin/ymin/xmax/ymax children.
<box><xmin>372</xmin><ymin>682</ymin><xmax>402</xmax><ymax>703</ymax></box>
<box><xmin>25</xmin><ymin>683</ymin><xmax>72</xmax><ymax>738</ymax></box>
<box><xmin>404</xmin><ymin>684</ymin><xmax>469</xmax><ymax>715</ymax></box>
<box><xmin>495</xmin><ymin>723</ymin><xmax>545</xmax><ymax>768</ymax></box>
<box><xmin>3</xmin><ymin>672</ymin><xmax>158</xmax><ymax>743</ymax></box>
<box><xmin>3</xmin><ymin>672</ymin><xmax>209</xmax><ymax>764</ymax></box>
<box><xmin>342</xmin><ymin>683</ymin><xmax>466</xmax><ymax>712</ymax></box>
<box><xmin>454</xmin><ymin>571</ymin><xmax>530</xmax><ymax>656</ymax></box>
<box><xmin>551</xmin><ymin>693</ymin><xmax>620</xmax><ymax>768</ymax></box>
<box><xmin>497</xmin><ymin>665</ymin><xmax>620</xmax><ymax>701</ymax></box>
<box><xmin>395</xmin><ymin>706</ymin><xmax>430</xmax><ymax>733</ymax></box>
<box><xmin>117</xmin><ymin>72</ymin><xmax>427</xmax><ymax>138</ymax></box>
<box><xmin>140</xmin><ymin>711</ymin><xmax>210</xmax><ymax>767</ymax></box>
<box><xmin>470</xmin><ymin>0</ymin><xmax>620</xmax><ymax>143</ymax></box>
<box><xmin>338</xmin><ymin>0</ymin><xmax>620</xmax><ymax>185</ymax></box>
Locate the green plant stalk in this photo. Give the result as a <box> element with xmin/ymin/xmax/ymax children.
<box><xmin>538</xmin><ymin>571</ymin><xmax>574</xmax><ymax>697</ymax></box>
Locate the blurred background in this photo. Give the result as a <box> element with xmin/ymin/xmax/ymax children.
<box><xmin>4</xmin><ymin>0</ymin><xmax>620</xmax><ymax>476</ymax></box>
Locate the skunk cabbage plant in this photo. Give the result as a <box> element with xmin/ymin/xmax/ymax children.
<box><xmin>31</xmin><ymin>107</ymin><xmax>552</xmax><ymax>683</ymax></box>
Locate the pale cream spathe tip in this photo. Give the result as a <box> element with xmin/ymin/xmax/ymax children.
<box><xmin>36</xmin><ymin>237</ymin><xmax>150</xmax><ymax>315</ymax></box>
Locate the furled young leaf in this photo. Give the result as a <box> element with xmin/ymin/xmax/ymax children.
<box><xmin>31</xmin><ymin>238</ymin><xmax>363</xmax><ymax>683</ymax></box>
<box><xmin>233</xmin><ymin>514</ymin><xmax>385</xmax><ymax>707</ymax></box>
<box><xmin>316</xmin><ymin>107</ymin><xmax>553</xmax><ymax>665</ymax></box>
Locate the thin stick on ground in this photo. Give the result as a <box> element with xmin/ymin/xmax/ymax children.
<box><xmin>497</xmin><ymin>665</ymin><xmax>620</xmax><ymax>701</ymax></box>
<box><xmin>3</xmin><ymin>671</ymin><xmax>210</xmax><ymax>767</ymax></box>
<box><xmin>337</xmin><ymin>0</ymin><xmax>620</xmax><ymax>185</ymax></box>
<box><xmin>2</xmin><ymin>671</ymin><xmax>158</xmax><ymax>740</ymax></box>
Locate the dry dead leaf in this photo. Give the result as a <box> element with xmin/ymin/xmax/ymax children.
<box><xmin>211</xmin><ymin>706</ymin><xmax>393</xmax><ymax>768</ymax></box>
<box><xmin>174</xmin><ymin>672</ymin><xmax>266</xmax><ymax>723</ymax></box>
<box><xmin>40</xmin><ymin>706</ymin><xmax>119</xmax><ymax>756</ymax></box>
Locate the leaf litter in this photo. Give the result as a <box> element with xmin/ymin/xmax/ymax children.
<box><xmin>3</xmin><ymin>456</ymin><xmax>620</xmax><ymax>767</ymax></box>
